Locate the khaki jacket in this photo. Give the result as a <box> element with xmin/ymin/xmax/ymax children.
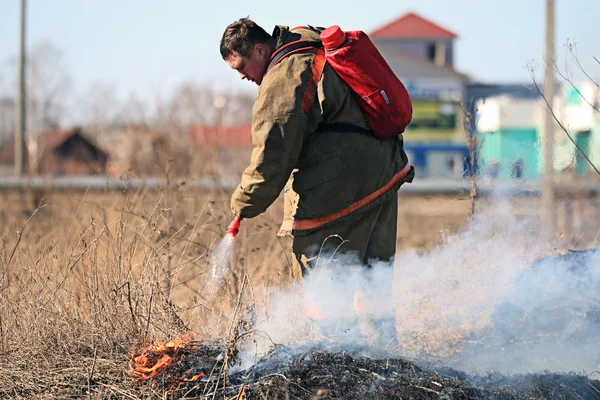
<box><xmin>231</xmin><ymin>25</ymin><xmax>413</xmax><ymax>233</ymax></box>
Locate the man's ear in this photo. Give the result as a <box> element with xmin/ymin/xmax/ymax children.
<box><xmin>255</xmin><ymin>43</ymin><xmax>266</xmax><ymax>57</ymax></box>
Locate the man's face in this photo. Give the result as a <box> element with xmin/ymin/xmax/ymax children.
<box><xmin>226</xmin><ymin>44</ymin><xmax>269</xmax><ymax>85</ymax></box>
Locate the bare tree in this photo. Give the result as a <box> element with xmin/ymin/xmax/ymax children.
<box><xmin>26</xmin><ymin>42</ymin><xmax>71</xmax><ymax>135</ymax></box>
<box><xmin>78</xmin><ymin>81</ymin><xmax>121</xmax><ymax>136</ymax></box>
<box><xmin>0</xmin><ymin>42</ymin><xmax>70</xmax><ymax>151</ymax></box>
<box><xmin>115</xmin><ymin>93</ymin><xmax>149</xmax><ymax>126</ymax></box>
<box><xmin>159</xmin><ymin>81</ymin><xmax>217</xmax><ymax>136</ymax></box>
<box><xmin>219</xmin><ymin>90</ymin><xmax>255</xmax><ymax>125</ymax></box>
<box><xmin>153</xmin><ymin>82</ymin><xmax>254</xmax><ymax>133</ymax></box>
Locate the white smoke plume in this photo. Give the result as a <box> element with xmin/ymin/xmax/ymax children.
<box><xmin>238</xmin><ymin>197</ymin><xmax>600</xmax><ymax>376</ymax></box>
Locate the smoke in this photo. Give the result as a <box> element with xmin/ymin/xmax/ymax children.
<box><xmin>237</xmin><ymin>197</ymin><xmax>600</xmax><ymax>376</ymax></box>
<box><xmin>453</xmin><ymin>248</ymin><xmax>600</xmax><ymax>374</ymax></box>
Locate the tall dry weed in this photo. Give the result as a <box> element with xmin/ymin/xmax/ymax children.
<box><xmin>0</xmin><ymin>185</ymin><xmax>290</xmax><ymax>398</ymax></box>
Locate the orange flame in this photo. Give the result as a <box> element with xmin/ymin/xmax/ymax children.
<box><xmin>128</xmin><ymin>332</ymin><xmax>204</xmax><ymax>385</ymax></box>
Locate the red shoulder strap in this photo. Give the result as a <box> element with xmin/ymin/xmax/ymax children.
<box><xmin>266</xmin><ymin>40</ymin><xmax>319</xmax><ymax>73</ymax></box>
<box><xmin>300</xmin><ymin>49</ymin><xmax>326</xmax><ymax>114</ymax></box>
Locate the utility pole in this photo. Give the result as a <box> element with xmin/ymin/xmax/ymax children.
<box><xmin>542</xmin><ymin>0</ymin><xmax>555</xmax><ymax>227</ymax></box>
<box><xmin>14</xmin><ymin>0</ymin><xmax>27</xmax><ymax>177</ymax></box>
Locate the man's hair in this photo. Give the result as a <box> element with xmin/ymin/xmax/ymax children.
<box><xmin>220</xmin><ymin>17</ymin><xmax>272</xmax><ymax>60</ymax></box>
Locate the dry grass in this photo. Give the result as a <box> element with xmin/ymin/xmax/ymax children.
<box><xmin>0</xmin><ymin>186</ymin><xmax>598</xmax><ymax>398</ymax></box>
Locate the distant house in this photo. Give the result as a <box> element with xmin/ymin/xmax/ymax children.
<box><xmin>369</xmin><ymin>12</ymin><xmax>472</xmax><ymax>178</ymax></box>
<box><xmin>475</xmin><ymin>82</ymin><xmax>600</xmax><ymax>181</ymax></box>
<box><xmin>92</xmin><ymin>123</ymin><xmax>194</xmax><ymax>178</ymax></box>
<box><xmin>0</xmin><ymin>127</ymin><xmax>109</xmax><ymax>176</ymax></box>
<box><xmin>94</xmin><ymin>123</ymin><xmax>155</xmax><ymax>176</ymax></box>
<box><xmin>370</xmin><ymin>12</ymin><xmax>458</xmax><ymax>69</ymax></box>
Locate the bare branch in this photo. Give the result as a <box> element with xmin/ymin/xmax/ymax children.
<box><xmin>528</xmin><ymin>66</ymin><xmax>600</xmax><ymax>177</ymax></box>
<box><xmin>565</xmin><ymin>40</ymin><xmax>599</xmax><ymax>89</ymax></box>
<box><xmin>6</xmin><ymin>203</ymin><xmax>46</xmax><ymax>268</ymax></box>
<box><xmin>554</xmin><ymin>63</ymin><xmax>600</xmax><ymax>113</ymax></box>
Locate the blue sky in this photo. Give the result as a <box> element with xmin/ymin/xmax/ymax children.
<box><xmin>0</xmin><ymin>0</ymin><xmax>598</xmax><ymax>101</ymax></box>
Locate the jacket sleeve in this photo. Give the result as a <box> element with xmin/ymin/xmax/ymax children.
<box><xmin>231</xmin><ymin>56</ymin><xmax>315</xmax><ymax>218</ymax></box>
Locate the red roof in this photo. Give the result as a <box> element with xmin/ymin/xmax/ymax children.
<box><xmin>370</xmin><ymin>12</ymin><xmax>457</xmax><ymax>40</ymax></box>
<box><xmin>188</xmin><ymin>124</ymin><xmax>252</xmax><ymax>148</ymax></box>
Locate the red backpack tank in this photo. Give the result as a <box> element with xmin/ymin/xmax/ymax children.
<box><xmin>267</xmin><ymin>25</ymin><xmax>413</xmax><ymax>138</ymax></box>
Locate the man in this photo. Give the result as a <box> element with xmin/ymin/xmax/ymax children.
<box><xmin>220</xmin><ymin>18</ymin><xmax>414</xmax><ymax>344</ymax></box>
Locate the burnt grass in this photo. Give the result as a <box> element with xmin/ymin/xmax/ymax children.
<box><xmin>227</xmin><ymin>345</ymin><xmax>600</xmax><ymax>400</ymax></box>
<box><xmin>136</xmin><ymin>340</ymin><xmax>599</xmax><ymax>400</ymax></box>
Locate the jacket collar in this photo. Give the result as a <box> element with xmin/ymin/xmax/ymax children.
<box><xmin>271</xmin><ymin>25</ymin><xmax>290</xmax><ymax>51</ymax></box>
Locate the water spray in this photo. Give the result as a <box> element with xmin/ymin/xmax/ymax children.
<box><xmin>206</xmin><ymin>215</ymin><xmax>243</xmax><ymax>299</ymax></box>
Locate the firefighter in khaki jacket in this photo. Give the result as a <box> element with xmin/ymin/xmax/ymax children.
<box><xmin>220</xmin><ymin>18</ymin><xmax>414</xmax><ymax>345</ymax></box>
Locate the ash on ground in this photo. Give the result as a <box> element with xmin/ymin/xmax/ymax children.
<box><xmin>152</xmin><ymin>340</ymin><xmax>599</xmax><ymax>399</ymax></box>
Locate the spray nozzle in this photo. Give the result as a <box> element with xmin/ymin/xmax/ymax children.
<box><xmin>226</xmin><ymin>214</ymin><xmax>242</xmax><ymax>237</ymax></box>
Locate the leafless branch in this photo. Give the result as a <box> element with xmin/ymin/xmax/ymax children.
<box><xmin>554</xmin><ymin>63</ymin><xmax>599</xmax><ymax>113</ymax></box>
<box><xmin>528</xmin><ymin>66</ymin><xmax>600</xmax><ymax>177</ymax></box>
<box><xmin>6</xmin><ymin>203</ymin><xmax>46</xmax><ymax>268</ymax></box>
<box><xmin>565</xmin><ymin>40</ymin><xmax>600</xmax><ymax>89</ymax></box>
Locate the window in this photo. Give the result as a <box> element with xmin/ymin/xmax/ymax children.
<box><xmin>426</xmin><ymin>42</ymin><xmax>436</xmax><ymax>61</ymax></box>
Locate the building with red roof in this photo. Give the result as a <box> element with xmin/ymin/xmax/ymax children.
<box><xmin>371</xmin><ymin>12</ymin><xmax>458</xmax><ymax>40</ymax></box>
<box><xmin>0</xmin><ymin>127</ymin><xmax>109</xmax><ymax>176</ymax></box>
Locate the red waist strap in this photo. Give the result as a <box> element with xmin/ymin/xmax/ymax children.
<box><xmin>292</xmin><ymin>162</ymin><xmax>412</xmax><ymax>231</ymax></box>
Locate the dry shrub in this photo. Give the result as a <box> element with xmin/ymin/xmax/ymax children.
<box><xmin>0</xmin><ymin>185</ymin><xmax>290</xmax><ymax>398</ymax></box>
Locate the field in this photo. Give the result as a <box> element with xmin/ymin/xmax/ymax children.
<box><xmin>0</xmin><ymin>186</ymin><xmax>599</xmax><ymax>398</ymax></box>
